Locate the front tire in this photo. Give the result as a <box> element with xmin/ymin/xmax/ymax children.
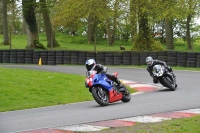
<box><xmin>92</xmin><ymin>87</ymin><xmax>109</xmax><ymax>106</ymax></box>
<box><xmin>120</xmin><ymin>85</ymin><xmax>131</xmax><ymax>102</ymax></box>
<box><xmin>162</xmin><ymin>77</ymin><xmax>176</xmax><ymax>91</ymax></box>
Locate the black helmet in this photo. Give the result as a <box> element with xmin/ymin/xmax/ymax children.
<box><xmin>146</xmin><ymin>56</ymin><xmax>154</xmax><ymax>66</ymax></box>
<box><xmin>85</xmin><ymin>59</ymin><xmax>96</xmax><ymax>71</ymax></box>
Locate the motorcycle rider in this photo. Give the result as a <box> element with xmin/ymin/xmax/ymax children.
<box><xmin>85</xmin><ymin>59</ymin><xmax>123</xmax><ymax>88</ymax></box>
<box><xmin>146</xmin><ymin>56</ymin><xmax>176</xmax><ymax>84</ymax></box>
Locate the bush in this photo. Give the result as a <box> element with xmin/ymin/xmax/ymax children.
<box><xmin>150</xmin><ymin>41</ymin><xmax>164</xmax><ymax>51</ymax></box>
<box><xmin>132</xmin><ymin>33</ymin><xmax>163</xmax><ymax>51</ymax></box>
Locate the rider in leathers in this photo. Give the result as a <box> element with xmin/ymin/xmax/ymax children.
<box><xmin>146</xmin><ymin>56</ymin><xmax>175</xmax><ymax>83</ymax></box>
<box><xmin>85</xmin><ymin>59</ymin><xmax>122</xmax><ymax>87</ymax></box>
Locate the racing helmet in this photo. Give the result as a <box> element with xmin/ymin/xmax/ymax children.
<box><xmin>146</xmin><ymin>56</ymin><xmax>154</xmax><ymax>66</ymax></box>
<box><xmin>85</xmin><ymin>59</ymin><xmax>96</xmax><ymax>71</ymax></box>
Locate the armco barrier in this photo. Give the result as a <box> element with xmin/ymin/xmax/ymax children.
<box><xmin>56</xmin><ymin>50</ymin><xmax>64</xmax><ymax>65</ymax></box>
<box><xmin>10</xmin><ymin>49</ymin><xmax>17</xmax><ymax>63</ymax></box>
<box><xmin>196</xmin><ymin>53</ymin><xmax>200</xmax><ymax>67</ymax></box>
<box><xmin>131</xmin><ymin>51</ymin><xmax>140</xmax><ymax>65</ymax></box>
<box><xmin>105</xmin><ymin>51</ymin><xmax>114</xmax><ymax>65</ymax></box>
<box><xmin>17</xmin><ymin>49</ymin><xmax>25</xmax><ymax>64</ymax></box>
<box><xmin>177</xmin><ymin>52</ymin><xmax>187</xmax><ymax>67</ymax></box>
<box><xmin>114</xmin><ymin>52</ymin><xmax>122</xmax><ymax>65</ymax></box>
<box><xmin>140</xmin><ymin>51</ymin><xmax>149</xmax><ymax>65</ymax></box>
<box><xmin>71</xmin><ymin>50</ymin><xmax>79</xmax><ymax>64</ymax></box>
<box><xmin>0</xmin><ymin>50</ymin><xmax>3</xmax><ymax>63</ymax></box>
<box><xmin>47</xmin><ymin>51</ymin><xmax>56</xmax><ymax>65</ymax></box>
<box><xmin>123</xmin><ymin>51</ymin><xmax>131</xmax><ymax>65</ymax></box>
<box><xmin>158</xmin><ymin>51</ymin><xmax>167</xmax><ymax>63</ymax></box>
<box><xmin>2</xmin><ymin>49</ymin><xmax>10</xmax><ymax>63</ymax></box>
<box><xmin>40</xmin><ymin>51</ymin><xmax>48</xmax><ymax>65</ymax></box>
<box><xmin>25</xmin><ymin>49</ymin><xmax>33</xmax><ymax>64</ymax></box>
<box><xmin>96</xmin><ymin>51</ymin><xmax>105</xmax><ymax>65</ymax></box>
<box><xmin>0</xmin><ymin>49</ymin><xmax>200</xmax><ymax>68</ymax></box>
<box><xmin>186</xmin><ymin>52</ymin><xmax>196</xmax><ymax>67</ymax></box>
<box><xmin>78</xmin><ymin>51</ymin><xmax>87</xmax><ymax>65</ymax></box>
<box><xmin>63</xmin><ymin>50</ymin><xmax>71</xmax><ymax>64</ymax></box>
<box><xmin>167</xmin><ymin>51</ymin><xmax>177</xmax><ymax>66</ymax></box>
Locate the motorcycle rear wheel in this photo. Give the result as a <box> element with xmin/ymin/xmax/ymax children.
<box><xmin>120</xmin><ymin>85</ymin><xmax>131</xmax><ymax>102</ymax></box>
<box><xmin>92</xmin><ymin>87</ymin><xmax>109</xmax><ymax>106</ymax></box>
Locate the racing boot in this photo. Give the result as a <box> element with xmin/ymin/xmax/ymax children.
<box><xmin>115</xmin><ymin>79</ymin><xmax>125</xmax><ymax>92</ymax></box>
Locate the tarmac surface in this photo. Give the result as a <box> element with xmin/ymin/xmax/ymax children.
<box><xmin>0</xmin><ymin>65</ymin><xmax>200</xmax><ymax>133</ymax></box>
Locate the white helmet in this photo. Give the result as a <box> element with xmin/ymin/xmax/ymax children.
<box><xmin>85</xmin><ymin>59</ymin><xmax>96</xmax><ymax>71</ymax></box>
<box><xmin>146</xmin><ymin>56</ymin><xmax>154</xmax><ymax>66</ymax></box>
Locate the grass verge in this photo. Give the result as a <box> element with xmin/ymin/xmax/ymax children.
<box><xmin>86</xmin><ymin>115</ymin><xmax>200</xmax><ymax>133</ymax></box>
<box><xmin>0</xmin><ymin>67</ymin><xmax>136</xmax><ymax>112</ymax></box>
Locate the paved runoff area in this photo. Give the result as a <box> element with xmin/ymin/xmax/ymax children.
<box><xmin>19</xmin><ymin>80</ymin><xmax>200</xmax><ymax>133</ymax></box>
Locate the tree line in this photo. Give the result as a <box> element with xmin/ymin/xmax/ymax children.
<box><xmin>1</xmin><ymin>0</ymin><xmax>200</xmax><ymax>51</ymax></box>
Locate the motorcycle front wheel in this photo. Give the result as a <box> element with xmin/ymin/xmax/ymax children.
<box><xmin>92</xmin><ymin>87</ymin><xmax>109</xmax><ymax>106</ymax></box>
<box><xmin>162</xmin><ymin>77</ymin><xmax>176</xmax><ymax>91</ymax></box>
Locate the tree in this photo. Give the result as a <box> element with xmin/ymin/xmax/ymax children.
<box><xmin>39</xmin><ymin>0</ymin><xmax>59</xmax><ymax>48</ymax></box>
<box><xmin>153</xmin><ymin>0</ymin><xmax>177</xmax><ymax>50</ymax></box>
<box><xmin>183</xmin><ymin>0</ymin><xmax>200</xmax><ymax>50</ymax></box>
<box><xmin>186</xmin><ymin>14</ymin><xmax>192</xmax><ymax>50</ymax></box>
<box><xmin>165</xmin><ymin>19</ymin><xmax>174</xmax><ymax>49</ymax></box>
<box><xmin>22</xmin><ymin>0</ymin><xmax>44</xmax><ymax>49</ymax></box>
<box><xmin>2</xmin><ymin>0</ymin><xmax>9</xmax><ymax>45</ymax></box>
<box><xmin>7</xmin><ymin>0</ymin><xmax>23</xmax><ymax>34</ymax></box>
<box><xmin>10</xmin><ymin>0</ymin><xmax>16</xmax><ymax>34</ymax></box>
<box><xmin>153</xmin><ymin>0</ymin><xmax>198</xmax><ymax>50</ymax></box>
<box><xmin>0</xmin><ymin>0</ymin><xmax>2</xmax><ymax>34</ymax></box>
<box><xmin>87</xmin><ymin>13</ymin><xmax>95</xmax><ymax>44</ymax></box>
<box><xmin>130</xmin><ymin>0</ymin><xmax>137</xmax><ymax>43</ymax></box>
<box><xmin>53</xmin><ymin>0</ymin><xmax>112</xmax><ymax>45</ymax></box>
<box><xmin>21</xmin><ymin>16</ymin><xmax>26</xmax><ymax>34</ymax></box>
<box><xmin>107</xmin><ymin>0</ymin><xmax>121</xmax><ymax>45</ymax></box>
<box><xmin>132</xmin><ymin>0</ymin><xmax>159</xmax><ymax>51</ymax></box>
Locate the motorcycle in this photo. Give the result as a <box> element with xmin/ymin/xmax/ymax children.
<box><xmin>85</xmin><ymin>70</ymin><xmax>131</xmax><ymax>106</ymax></box>
<box><xmin>152</xmin><ymin>64</ymin><xmax>177</xmax><ymax>91</ymax></box>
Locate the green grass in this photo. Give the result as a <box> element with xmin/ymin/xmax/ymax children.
<box><xmin>90</xmin><ymin>116</ymin><xmax>200</xmax><ymax>133</ymax></box>
<box><xmin>0</xmin><ymin>66</ymin><xmax>136</xmax><ymax>112</ymax></box>
<box><xmin>0</xmin><ymin>33</ymin><xmax>133</xmax><ymax>51</ymax></box>
<box><xmin>1</xmin><ymin>33</ymin><xmax>200</xmax><ymax>52</ymax></box>
<box><xmin>0</xmin><ymin>67</ymin><xmax>89</xmax><ymax>112</ymax></box>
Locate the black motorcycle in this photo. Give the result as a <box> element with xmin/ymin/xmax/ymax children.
<box><xmin>152</xmin><ymin>64</ymin><xmax>177</xmax><ymax>91</ymax></box>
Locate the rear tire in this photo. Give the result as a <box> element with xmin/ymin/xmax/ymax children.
<box><xmin>92</xmin><ymin>87</ymin><xmax>109</xmax><ymax>106</ymax></box>
<box><xmin>121</xmin><ymin>85</ymin><xmax>131</xmax><ymax>102</ymax></box>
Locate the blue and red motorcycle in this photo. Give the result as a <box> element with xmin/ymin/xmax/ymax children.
<box><xmin>85</xmin><ymin>70</ymin><xmax>131</xmax><ymax>106</ymax></box>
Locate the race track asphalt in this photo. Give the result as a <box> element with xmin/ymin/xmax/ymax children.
<box><xmin>0</xmin><ymin>65</ymin><xmax>199</xmax><ymax>133</ymax></box>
